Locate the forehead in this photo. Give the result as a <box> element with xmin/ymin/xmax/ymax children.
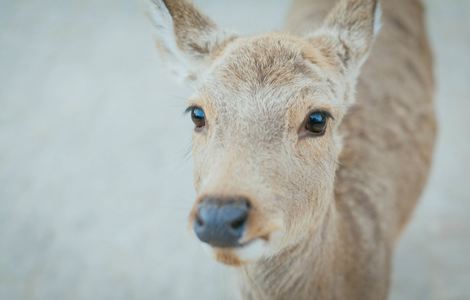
<box><xmin>194</xmin><ymin>34</ymin><xmax>337</xmax><ymax>117</ymax></box>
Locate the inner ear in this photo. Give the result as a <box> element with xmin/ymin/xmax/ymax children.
<box><xmin>148</xmin><ymin>0</ymin><xmax>237</xmax><ymax>82</ymax></box>
<box><xmin>307</xmin><ymin>0</ymin><xmax>381</xmax><ymax>74</ymax></box>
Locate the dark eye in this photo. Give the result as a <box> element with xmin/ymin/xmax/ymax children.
<box><xmin>305</xmin><ymin>111</ymin><xmax>329</xmax><ymax>135</ymax></box>
<box><xmin>190</xmin><ymin>106</ymin><xmax>206</xmax><ymax>129</ymax></box>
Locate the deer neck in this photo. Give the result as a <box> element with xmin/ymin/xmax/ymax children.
<box><xmin>238</xmin><ymin>203</ymin><xmax>343</xmax><ymax>300</ymax></box>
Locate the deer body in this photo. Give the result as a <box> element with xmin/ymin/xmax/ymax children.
<box><xmin>240</xmin><ymin>1</ymin><xmax>436</xmax><ymax>299</ymax></box>
<box><xmin>148</xmin><ymin>0</ymin><xmax>436</xmax><ymax>299</ymax></box>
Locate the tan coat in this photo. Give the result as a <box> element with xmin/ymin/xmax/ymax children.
<box><xmin>148</xmin><ymin>0</ymin><xmax>436</xmax><ymax>299</ymax></box>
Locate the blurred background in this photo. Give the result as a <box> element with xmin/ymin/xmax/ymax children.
<box><xmin>0</xmin><ymin>0</ymin><xmax>469</xmax><ymax>299</ymax></box>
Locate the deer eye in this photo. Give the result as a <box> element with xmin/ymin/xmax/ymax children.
<box><xmin>305</xmin><ymin>111</ymin><xmax>330</xmax><ymax>135</ymax></box>
<box><xmin>189</xmin><ymin>106</ymin><xmax>206</xmax><ymax>129</ymax></box>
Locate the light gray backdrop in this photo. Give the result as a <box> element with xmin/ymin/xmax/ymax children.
<box><xmin>1</xmin><ymin>0</ymin><xmax>469</xmax><ymax>299</ymax></box>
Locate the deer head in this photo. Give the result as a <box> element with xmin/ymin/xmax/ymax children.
<box><xmin>148</xmin><ymin>0</ymin><xmax>381</xmax><ymax>266</ymax></box>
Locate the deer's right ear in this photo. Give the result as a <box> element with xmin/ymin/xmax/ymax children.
<box><xmin>147</xmin><ymin>0</ymin><xmax>237</xmax><ymax>82</ymax></box>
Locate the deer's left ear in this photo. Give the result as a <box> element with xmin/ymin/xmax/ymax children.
<box><xmin>310</xmin><ymin>0</ymin><xmax>381</xmax><ymax>78</ymax></box>
<box><xmin>147</xmin><ymin>0</ymin><xmax>237</xmax><ymax>82</ymax></box>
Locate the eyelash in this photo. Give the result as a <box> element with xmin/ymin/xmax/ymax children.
<box><xmin>184</xmin><ymin>105</ymin><xmax>198</xmax><ymax>114</ymax></box>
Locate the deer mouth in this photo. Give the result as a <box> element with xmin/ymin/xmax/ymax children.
<box><xmin>207</xmin><ymin>238</ymin><xmax>269</xmax><ymax>266</ymax></box>
<box><xmin>205</xmin><ymin>229</ymin><xmax>284</xmax><ymax>266</ymax></box>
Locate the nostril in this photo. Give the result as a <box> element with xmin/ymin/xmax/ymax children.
<box><xmin>195</xmin><ymin>214</ymin><xmax>204</xmax><ymax>227</ymax></box>
<box><xmin>230</xmin><ymin>214</ymin><xmax>247</xmax><ymax>231</ymax></box>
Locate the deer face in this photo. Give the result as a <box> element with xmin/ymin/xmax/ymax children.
<box><xmin>148</xmin><ymin>0</ymin><xmax>380</xmax><ymax>266</ymax></box>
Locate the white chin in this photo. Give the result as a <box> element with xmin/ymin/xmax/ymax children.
<box><xmin>233</xmin><ymin>239</ymin><xmax>267</xmax><ymax>262</ymax></box>
<box><xmin>201</xmin><ymin>239</ymin><xmax>268</xmax><ymax>264</ymax></box>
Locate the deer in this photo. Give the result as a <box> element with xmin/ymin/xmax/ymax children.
<box><xmin>147</xmin><ymin>0</ymin><xmax>436</xmax><ymax>299</ymax></box>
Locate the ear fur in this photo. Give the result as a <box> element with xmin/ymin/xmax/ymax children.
<box><xmin>309</xmin><ymin>0</ymin><xmax>381</xmax><ymax>77</ymax></box>
<box><xmin>147</xmin><ymin>0</ymin><xmax>236</xmax><ymax>81</ymax></box>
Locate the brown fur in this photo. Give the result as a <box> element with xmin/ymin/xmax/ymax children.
<box><xmin>148</xmin><ymin>0</ymin><xmax>436</xmax><ymax>299</ymax></box>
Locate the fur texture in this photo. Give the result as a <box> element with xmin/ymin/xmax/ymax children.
<box><xmin>148</xmin><ymin>0</ymin><xmax>436</xmax><ymax>299</ymax></box>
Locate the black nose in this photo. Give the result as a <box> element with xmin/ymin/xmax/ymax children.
<box><xmin>194</xmin><ymin>197</ymin><xmax>250</xmax><ymax>248</ymax></box>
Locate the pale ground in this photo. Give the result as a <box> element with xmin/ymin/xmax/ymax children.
<box><xmin>0</xmin><ymin>0</ymin><xmax>469</xmax><ymax>299</ymax></box>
